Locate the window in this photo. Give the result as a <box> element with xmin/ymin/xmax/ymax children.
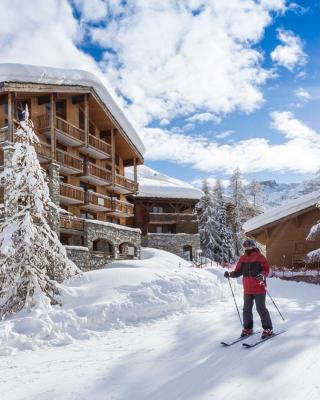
<box><xmin>152</xmin><ymin>206</ymin><xmax>163</xmax><ymax>213</ymax></box>
<box><xmin>56</xmin><ymin>100</ymin><xmax>66</xmax><ymax>120</ymax></box>
<box><xmin>80</xmin><ymin>210</ymin><xmax>96</xmax><ymax>220</ymax></box>
<box><xmin>79</xmin><ymin>109</ymin><xmax>84</xmax><ymax>130</ymax></box>
<box><xmin>16</xmin><ymin>100</ymin><xmax>31</xmax><ymax>121</ymax></box>
<box><xmin>156</xmin><ymin>226</ymin><xmax>162</xmax><ymax>233</ymax></box>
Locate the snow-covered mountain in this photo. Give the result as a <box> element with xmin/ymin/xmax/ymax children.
<box><xmin>258</xmin><ymin>176</ymin><xmax>320</xmax><ymax>209</ymax></box>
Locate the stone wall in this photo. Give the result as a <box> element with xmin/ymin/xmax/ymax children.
<box><xmin>65</xmin><ymin>220</ymin><xmax>142</xmax><ymax>271</ymax></box>
<box><xmin>142</xmin><ymin>233</ymin><xmax>200</xmax><ymax>261</ymax></box>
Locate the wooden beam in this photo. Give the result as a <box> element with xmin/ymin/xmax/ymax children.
<box><xmin>8</xmin><ymin>91</ymin><xmax>13</xmax><ymax>142</ymax></box>
<box><xmin>111</xmin><ymin>128</ymin><xmax>116</xmax><ymax>185</ymax></box>
<box><xmin>133</xmin><ymin>157</ymin><xmax>137</xmax><ymax>193</ymax></box>
<box><xmin>84</xmin><ymin>93</ymin><xmax>89</xmax><ymax>147</ymax></box>
<box><xmin>50</xmin><ymin>93</ymin><xmax>56</xmax><ymax>160</ymax></box>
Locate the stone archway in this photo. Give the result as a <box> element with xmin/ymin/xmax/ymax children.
<box><xmin>92</xmin><ymin>238</ymin><xmax>115</xmax><ymax>258</ymax></box>
<box><xmin>119</xmin><ymin>242</ymin><xmax>138</xmax><ymax>259</ymax></box>
<box><xmin>182</xmin><ymin>244</ymin><xmax>193</xmax><ymax>261</ymax></box>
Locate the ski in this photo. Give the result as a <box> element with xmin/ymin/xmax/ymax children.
<box><xmin>242</xmin><ymin>330</ymin><xmax>286</xmax><ymax>348</ymax></box>
<box><xmin>221</xmin><ymin>332</ymin><xmax>258</xmax><ymax>347</ymax></box>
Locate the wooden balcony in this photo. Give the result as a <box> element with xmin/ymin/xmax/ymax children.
<box><xmin>34</xmin><ymin>141</ymin><xmax>51</xmax><ymax>163</ymax></box>
<box><xmin>80</xmin><ymin>162</ymin><xmax>112</xmax><ymax>186</ymax></box>
<box><xmin>108</xmin><ymin>173</ymin><xmax>137</xmax><ymax>194</ymax></box>
<box><xmin>36</xmin><ymin>114</ymin><xmax>85</xmax><ymax>147</ymax></box>
<box><xmin>108</xmin><ymin>199</ymin><xmax>134</xmax><ymax>218</ymax></box>
<box><xmin>84</xmin><ymin>191</ymin><xmax>112</xmax><ymax>212</ymax></box>
<box><xmin>60</xmin><ymin>183</ymin><xmax>85</xmax><ymax>205</ymax></box>
<box><xmin>60</xmin><ymin>215</ymin><xmax>84</xmax><ymax>232</ymax></box>
<box><xmin>149</xmin><ymin>213</ymin><xmax>198</xmax><ymax>234</ymax></box>
<box><xmin>79</xmin><ymin>134</ymin><xmax>111</xmax><ymax>160</ymax></box>
<box><xmin>56</xmin><ymin>149</ymin><xmax>83</xmax><ymax>174</ymax></box>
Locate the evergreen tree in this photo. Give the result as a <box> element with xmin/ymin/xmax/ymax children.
<box><xmin>198</xmin><ymin>178</ymin><xmax>235</xmax><ymax>263</ymax></box>
<box><xmin>228</xmin><ymin>167</ymin><xmax>250</xmax><ymax>256</ymax></box>
<box><xmin>247</xmin><ymin>178</ymin><xmax>262</xmax><ymax>209</ymax></box>
<box><xmin>0</xmin><ymin>108</ymin><xmax>80</xmax><ymax>319</ymax></box>
<box><xmin>198</xmin><ymin>179</ymin><xmax>218</xmax><ymax>261</ymax></box>
<box><xmin>212</xmin><ymin>179</ymin><xmax>235</xmax><ymax>263</ymax></box>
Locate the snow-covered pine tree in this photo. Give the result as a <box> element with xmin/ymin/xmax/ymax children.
<box><xmin>212</xmin><ymin>178</ymin><xmax>235</xmax><ymax>263</ymax></box>
<box><xmin>247</xmin><ymin>178</ymin><xmax>262</xmax><ymax>209</ymax></box>
<box><xmin>0</xmin><ymin>107</ymin><xmax>80</xmax><ymax>319</ymax></box>
<box><xmin>228</xmin><ymin>167</ymin><xmax>250</xmax><ymax>256</ymax></box>
<box><xmin>198</xmin><ymin>179</ymin><xmax>219</xmax><ymax>261</ymax></box>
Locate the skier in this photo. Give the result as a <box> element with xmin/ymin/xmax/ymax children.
<box><xmin>224</xmin><ymin>239</ymin><xmax>273</xmax><ymax>339</ymax></box>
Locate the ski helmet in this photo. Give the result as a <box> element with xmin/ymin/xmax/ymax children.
<box><xmin>243</xmin><ymin>239</ymin><xmax>257</xmax><ymax>249</ymax></box>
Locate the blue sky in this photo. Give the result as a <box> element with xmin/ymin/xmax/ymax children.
<box><xmin>1</xmin><ymin>0</ymin><xmax>320</xmax><ymax>187</ymax></box>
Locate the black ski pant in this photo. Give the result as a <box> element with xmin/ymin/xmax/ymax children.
<box><xmin>243</xmin><ymin>293</ymin><xmax>273</xmax><ymax>330</ymax></box>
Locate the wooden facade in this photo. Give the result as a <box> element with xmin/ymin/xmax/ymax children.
<box><xmin>0</xmin><ymin>81</ymin><xmax>143</xmax><ymax>244</ymax></box>
<box><xmin>131</xmin><ymin>197</ymin><xmax>199</xmax><ymax>235</ymax></box>
<box><xmin>246</xmin><ymin>206</ymin><xmax>320</xmax><ymax>268</ymax></box>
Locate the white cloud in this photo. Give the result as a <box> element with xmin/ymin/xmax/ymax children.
<box><xmin>295</xmin><ymin>88</ymin><xmax>311</xmax><ymax>101</ymax></box>
<box><xmin>186</xmin><ymin>112</ymin><xmax>221</xmax><ymax>124</ymax></box>
<box><xmin>215</xmin><ymin>130</ymin><xmax>233</xmax><ymax>139</ymax></box>
<box><xmin>72</xmin><ymin>0</ymin><xmax>107</xmax><ymax>22</ymax></box>
<box><xmin>140</xmin><ymin>111</ymin><xmax>320</xmax><ymax>174</ymax></box>
<box><xmin>91</xmin><ymin>0</ymin><xmax>287</xmax><ymax>126</ymax></box>
<box><xmin>271</xmin><ymin>29</ymin><xmax>307</xmax><ymax>71</ymax></box>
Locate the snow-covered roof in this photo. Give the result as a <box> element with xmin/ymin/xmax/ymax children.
<box><xmin>244</xmin><ymin>189</ymin><xmax>320</xmax><ymax>233</ymax></box>
<box><xmin>126</xmin><ymin>165</ymin><xmax>203</xmax><ymax>200</ymax></box>
<box><xmin>0</xmin><ymin>63</ymin><xmax>145</xmax><ymax>157</ymax></box>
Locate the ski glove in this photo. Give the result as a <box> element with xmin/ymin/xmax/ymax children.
<box><xmin>224</xmin><ymin>271</ymin><xmax>230</xmax><ymax>278</ymax></box>
<box><xmin>256</xmin><ymin>274</ymin><xmax>265</xmax><ymax>282</ymax></box>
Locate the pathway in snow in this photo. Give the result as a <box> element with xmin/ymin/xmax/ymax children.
<box><xmin>1</xmin><ymin>278</ymin><xmax>319</xmax><ymax>400</ymax></box>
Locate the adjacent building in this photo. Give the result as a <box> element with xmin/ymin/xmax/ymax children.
<box><xmin>127</xmin><ymin>166</ymin><xmax>202</xmax><ymax>261</ymax></box>
<box><xmin>0</xmin><ymin>63</ymin><xmax>144</xmax><ymax>270</ymax></box>
<box><xmin>244</xmin><ymin>190</ymin><xmax>320</xmax><ymax>268</ymax></box>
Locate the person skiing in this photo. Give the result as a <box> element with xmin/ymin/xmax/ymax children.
<box><xmin>224</xmin><ymin>239</ymin><xmax>273</xmax><ymax>339</ymax></box>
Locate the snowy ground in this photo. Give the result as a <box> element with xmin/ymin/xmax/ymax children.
<box><xmin>1</xmin><ymin>249</ymin><xmax>319</xmax><ymax>400</ymax></box>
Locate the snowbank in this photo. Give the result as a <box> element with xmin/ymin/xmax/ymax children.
<box><xmin>0</xmin><ymin>248</ymin><xmax>238</xmax><ymax>355</ymax></box>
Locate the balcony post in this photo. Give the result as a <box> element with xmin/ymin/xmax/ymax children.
<box><xmin>111</xmin><ymin>128</ymin><xmax>116</xmax><ymax>185</ymax></box>
<box><xmin>50</xmin><ymin>93</ymin><xmax>56</xmax><ymax>160</ymax></box>
<box><xmin>133</xmin><ymin>157</ymin><xmax>138</xmax><ymax>193</ymax></box>
<box><xmin>48</xmin><ymin>162</ymin><xmax>60</xmax><ymax>235</ymax></box>
<box><xmin>8</xmin><ymin>92</ymin><xmax>14</xmax><ymax>143</ymax></box>
<box><xmin>84</xmin><ymin>93</ymin><xmax>89</xmax><ymax>147</ymax></box>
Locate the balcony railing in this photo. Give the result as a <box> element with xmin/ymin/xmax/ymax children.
<box><xmin>56</xmin><ymin>116</ymin><xmax>85</xmax><ymax>142</ymax></box>
<box><xmin>56</xmin><ymin>149</ymin><xmax>83</xmax><ymax>172</ymax></box>
<box><xmin>36</xmin><ymin>114</ymin><xmax>85</xmax><ymax>143</ymax></box>
<box><xmin>60</xmin><ymin>183</ymin><xmax>84</xmax><ymax>203</ymax></box>
<box><xmin>60</xmin><ymin>215</ymin><xmax>84</xmax><ymax>231</ymax></box>
<box><xmin>88</xmin><ymin>134</ymin><xmax>111</xmax><ymax>156</ymax></box>
<box><xmin>36</xmin><ymin>114</ymin><xmax>50</xmax><ymax>131</ymax></box>
<box><xmin>85</xmin><ymin>191</ymin><xmax>112</xmax><ymax>209</ymax></box>
<box><xmin>83</xmin><ymin>162</ymin><xmax>112</xmax><ymax>182</ymax></box>
<box><xmin>111</xmin><ymin>199</ymin><xmax>134</xmax><ymax>216</ymax></box>
<box><xmin>34</xmin><ymin>141</ymin><xmax>52</xmax><ymax>159</ymax></box>
<box><xmin>114</xmin><ymin>173</ymin><xmax>137</xmax><ymax>193</ymax></box>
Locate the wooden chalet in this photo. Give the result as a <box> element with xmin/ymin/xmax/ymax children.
<box><xmin>0</xmin><ymin>63</ymin><xmax>144</xmax><ymax>254</ymax></box>
<box><xmin>244</xmin><ymin>190</ymin><xmax>320</xmax><ymax>267</ymax></box>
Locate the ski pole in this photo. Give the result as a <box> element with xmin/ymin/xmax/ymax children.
<box><xmin>227</xmin><ymin>277</ymin><xmax>243</xmax><ymax>326</ymax></box>
<box><xmin>260</xmin><ymin>280</ymin><xmax>285</xmax><ymax>321</ymax></box>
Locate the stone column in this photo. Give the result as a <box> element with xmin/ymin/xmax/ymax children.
<box><xmin>48</xmin><ymin>162</ymin><xmax>60</xmax><ymax>235</ymax></box>
<box><xmin>3</xmin><ymin>145</ymin><xmax>15</xmax><ymax>220</ymax></box>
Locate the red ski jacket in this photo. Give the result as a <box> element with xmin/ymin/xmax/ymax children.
<box><xmin>230</xmin><ymin>249</ymin><xmax>269</xmax><ymax>295</ymax></box>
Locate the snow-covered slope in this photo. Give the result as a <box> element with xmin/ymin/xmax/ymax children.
<box><xmin>0</xmin><ymin>248</ymin><xmax>233</xmax><ymax>355</ymax></box>
<box><xmin>0</xmin><ymin>63</ymin><xmax>145</xmax><ymax>156</ymax></box>
<box><xmin>1</xmin><ymin>267</ymin><xmax>320</xmax><ymax>400</ymax></box>
<box><xmin>126</xmin><ymin>165</ymin><xmax>203</xmax><ymax>199</ymax></box>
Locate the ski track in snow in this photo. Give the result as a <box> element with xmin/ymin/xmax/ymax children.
<box><xmin>1</xmin><ymin>278</ymin><xmax>319</xmax><ymax>400</ymax></box>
